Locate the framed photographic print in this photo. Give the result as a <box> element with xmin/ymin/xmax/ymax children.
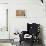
<box><xmin>16</xmin><ymin>10</ymin><xmax>25</xmax><ymax>17</ymax></box>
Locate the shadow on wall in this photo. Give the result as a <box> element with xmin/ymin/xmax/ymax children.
<box><xmin>40</xmin><ymin>25</ymin><xmax>45</xmax><ymax>46</ymax></box>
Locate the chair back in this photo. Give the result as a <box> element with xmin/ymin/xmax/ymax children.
<box><xmin>27</xmin><ymin>23</ymin><xmax>40</xmax><ymax>35</ymax></box>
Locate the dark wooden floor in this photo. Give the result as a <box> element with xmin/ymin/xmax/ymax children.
<box><xmin>19</xmin><ymin>41</ymin><xmax>43</xmax><ymax>46</ymax></box>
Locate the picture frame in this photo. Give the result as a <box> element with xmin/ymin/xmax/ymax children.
<box><xmin>16</xmin><ymin>10</ymin><xmax>26</xmax><ymax>17</ymax></box>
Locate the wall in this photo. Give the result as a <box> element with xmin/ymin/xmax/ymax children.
<box><xmin>8</xmin><ymin>0</ymin><xmax>46</xmax><ymax>45</ymax></box>
<box><xmin>0</xmin><ymin>0</ymin><xmax>8</xmax><ymax>3</ymax></box>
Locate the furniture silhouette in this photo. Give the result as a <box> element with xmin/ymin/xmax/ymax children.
<box><xmin>19</xmin><ymin>23</ymin><xmax>40</xmax><ymax>46</ymax></box>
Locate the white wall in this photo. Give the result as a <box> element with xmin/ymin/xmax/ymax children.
<box><xmin>8</xmin><ymin>0</ymin><xmax>46</xmax><ymax>45</ymax></box>
<box><xmin>0</xmin><ymin>0</ymin><xmax>8</xmax><ymax>3</ymax></box>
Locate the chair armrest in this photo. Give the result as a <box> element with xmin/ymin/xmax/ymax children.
<box><xmin>19</xmin><ymin>31</ymin><xmax>27</xmax><ymax>41</ymax></box>
<box><xmin>22</xmin><ymin>31</ymin><xmax>28</xmax><ymax>35</ymax></box>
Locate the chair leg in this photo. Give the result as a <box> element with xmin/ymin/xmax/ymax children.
<box><xmin>20</xmin><ymin>41</ymin><xmax>21</xmax><ymax>45</ymax></box>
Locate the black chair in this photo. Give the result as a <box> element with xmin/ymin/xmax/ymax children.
<box><xmin>19</xmin><ymin>23</ymin><xmax>40</xmax><ymax>46</ymax></box>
